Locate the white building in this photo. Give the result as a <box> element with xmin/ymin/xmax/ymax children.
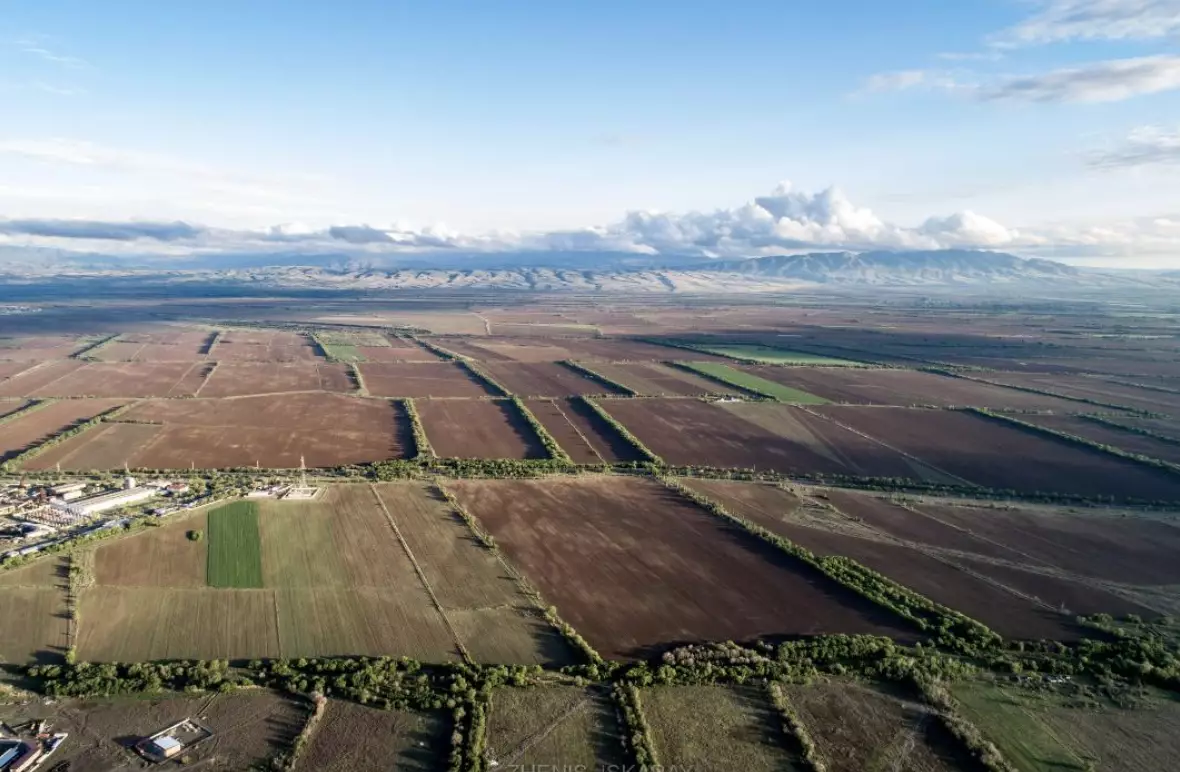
<box><xmin>72</xmin><ymin>487</ymin><xmax>158</xmax><ymax>517</ymax></box>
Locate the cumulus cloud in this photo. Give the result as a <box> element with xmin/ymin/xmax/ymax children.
<box><xmin>1088</xmin><ymin>125</ymin><xmax>1180</xmax><ymax>168</ymax></box>
<box><xmin>2</xmin><ymin>182</ymin><xmax>1179</xmax><ymax>261</ymax></box>
<box><xmin>992</xmin><ymin>0</ymin><xmax>1180</xmax><ymax>46</ymax></box>
<box><xmin>0</xmin><ymin>218</ymin><xmax>203</xmax><ymax>241</ymax></box>
<box><xmin>980</xmin><ymin>54</ymin><xmax>1180</xmax><ymax>102</ymax></box>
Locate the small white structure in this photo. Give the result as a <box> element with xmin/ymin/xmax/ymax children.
<box><xmin>49</xmin><ymin>482</ymin><xmax>87</xmax><ymax>497</ymax></box>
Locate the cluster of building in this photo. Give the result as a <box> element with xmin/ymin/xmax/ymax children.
<box><xmin>134</xmin><ymin>718</ymin><xmax>212</xmax><ymax>763</ymax></box>
<box><xmin>0</xmin><ymin>720</ymin><xmax>66</xmax><ymax>772</ymax></box>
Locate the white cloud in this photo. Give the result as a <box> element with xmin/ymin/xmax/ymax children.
<box><xmin>993</xmin><ymin>0</ymin><xmax>1180</xmax><ymax>47</ymax></box>
<box><xmin>980</xmin><ymin>54</ymin><xmax>1180</xmax><ymax>102</ymax></box>
<box><xmin>15</xmin><ymin>37</ymin><xmax>91</xmax><ymax>69</ymax></box>
<box><xmin>1087</xmin><ymin>125</ymin><xmax>1180</xmax><ymax>167</ymax></box>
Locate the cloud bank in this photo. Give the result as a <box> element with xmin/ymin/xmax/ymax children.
<box><xmin>2</xmin><ymin>182</ymin><xmax>1176</xmax><ymax>263</ymax></box>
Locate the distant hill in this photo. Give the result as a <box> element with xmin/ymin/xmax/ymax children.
<box><xmin>0</xmin><ymin>245</ymin><xmax>1146</xmax><ymax>292</ymax></box>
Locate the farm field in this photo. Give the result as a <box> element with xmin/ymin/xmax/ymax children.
<box><xmin>0</xmin><ymin>398</ymin><xmax>125</xmax><ymax>462</ymax></box>
<box><xmin>523</xmin><ymin>399</ymin><xmax>606</xmax><ymax>463</ymax></box>
<box><xmin>641</xmin><ymin>685</ymin><xmax>802</xmax><ymax>771</ymax></box>
<box><xmin>212</xmin><ymin>330</ymin><xmax>323</xmax><ymax>361</ymax></box>
<box><xmin>486</xmin><ymin>687</ymin><xmax>627</xmax><ymax>770</ymax></box>
<box><xmin>294</xmin><ymin>701</ymin><xmax>447</xmax><ymax>772</ymax></box>
<box><xmin>417</xmin><ymin>398</ymin><xmax>545</xmax><ymax>459</ymax></box>
<box><xmin>0</xmin><ymin>334</ymin><xmax>92</xmax><ymax>360</ymax></box>
<box><xmin>0</xmin><ymin>361</ymin><xmax>34</xmax><ymax>380</ymax></box>
<box><xmin>94</xmin><ymin>511</ymin><xmax>208</xmax><ymax>587</ymax></box>
<box><xmin>1018</xmin><ymin>413</ymin><xmax>1180</xmax><ymax>465</ymax></box>
<box><xmin>953</xmin><ymin>681</ymin><xmax>1180</xmax><ymax>772</ymax></box>
<box><xmin>444</xmin><ymin>337</ymin><xmax>579</xmax><ymax>362</ymax></box>
<box><xmin>23</xmin><ymin>422</ymin><xmax>163</xmax><ymax>471</ymax></box>
<box><xmin>0</xmin><ymin>399</ymin><xmax>31</xmax><ymax>418</ymax></box>
<box><xmin>357</xmin><ymin>361</ymin><xmax>494</xmax><ymax>397</ymax></box>
<box><xmin>781</xmin><ymin>681</ymin><xmax>967</xmax><ymax>772</ymax></box>
<box><xmin>93</xmin><ymin>331</ymin><xmax>213</xmax><ymax>361</ymax></box>
<box><xmin>813</xmin><ymin>406</ymin><xmax>1180</xmax><ymax>500</ymax></box>
<box><xmin>480</xmin><ymin>361</ymin><xmax>615</xmax><ymax>397</ymax></box>
<box><xmin>679</xmin><ymin>361</ymin><xmax>831</xmax><ymax>402</ymax></box>
<box><xmin>747</xmin><ymin>366</ymin><xmax>1092</xmax><ymax>410</ymax></box>
<box><xmin>686</xmin><ymin>343</ymin><xmax>861</xmax><ymax>365</ymax></box>
<box><xmin>198</xmin><ymin>361</ymin><xmax>354</xmax><ymax>397</ymax></box>
<box><xmin>28</xmin><ymin>361</ymin><xmax>211</xmax><ymax>398</ymax></box>
<box><xmin>0</xmin><ymin>360</ymin><xmax>87</xmax><ymax>397</ymax></box>
<box><xmin>0</xmin><ymin>585</ymin><xmax>68</xmax><ymax>664</ymax></box>
<box><xmin>0</xmin><ymin>690</ymin><xmax>309</xmax><ymax>772</ymax></box>
<box><xmin>447</xmin><ymin>477</ymin><xmax>914</xmax><ymax>660</ymax></box>
<box><xmin>601</xmin><ymin>398</ymin><xmax>950</xmax><ymax>480</ymax></box>
<box><xmin>114</xmin><ymin>393</ymin><xmax>410</xmax><ymax>468</ymax></box>
<box><xmin>586</xmin><ymin>361</ymin><xmax>741</xmax><ymax>396</ymax></box>
<box><xmin>1109</xmin><ymin>415</ymin><xmax>1180</xmax><ymax>442</ymax></box>
<box><xmin>685</xmin><ymin>480</ymin><xmax>1092</xmax><ymax>639</ymax></box>
<box><xmin>207</xmin><ymin>501</ymin><xmax>264</xmax><ymax>588</ymax></box>
<box><xmin>978</xmin><ymin>372</ymin><xmax>1180</xmax><ymax>413</ymax></box>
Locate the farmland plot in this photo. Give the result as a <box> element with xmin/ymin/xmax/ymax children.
<box><xmin>0</xmin><ymin>586</ymin><xmax>68</xmax><ymax>664</ymax></box>
<box><xmin>642</xmin><ymin>685</ymin><xmax>803</xmax><ymax>772</ymax></box>
<box><xmin>588</xmin><ymin>361</ymin><xmax>741</xmax><ymax>396</ymax></box>
<box><xmin>418</xmin><ymin>399</ymin><xmax>546</xmax><ymax>459</ymax></box>
<box><xmin>95</xmin><ymin>511</ymin><xmax>208</xmax><ymax>587</ymax></box>
<box><xmin>0</xmin><ymin>362</ymin><xmax>34</xmax><ymax>380</ymax></box>
<box><xmin>0</xmin><ymin>398</ymin><xmax>125</xmax><ymax>462</ymax></box>
<box><xmin>1019</xmin><ymin>414</ymin><xmax>1180</xmax><ymax>465</ymax></box>
<box><xmin>486</xmin><ymin>687</ymin><xmax>627</xmax><ymax>771</ymax></box>
<box><xmin>448</xmin><ymin>477</ymin><xmax>913</xmax><ymax>660</ymax></box>
<box><xmin>980</xmin><ymin>372</ymin><xmax>1180</xmax><ymax>413</ymax></box>
<box><xmin>680</xmin><ymin>362</ymin><xmax>830</xmax><ymax>402</ymax></box>
<box><xmin>28</xmin><ymin>361</ymin><xmax>210</xmax><ymax>398</ymax></box>
<box><xmin>814</xmin><ymin>406</ymin><xmax>1180</xmax><ymax>501</ymax></box>
<box><xmin>0</xmin><ymin>360</ymin><xmax>86</xmax><ymax>397</ymax></box>
<box><xmin>22</xmin><ymin>422</ymin><xmax>163</xmax><ymax>471</ymax></box>
<box><xmin>207</xmin><ymin>501</ymin><xmax>264</xmax><ymax>588</ymax></box>
<box><xmin>782</xmin><ymin>681</ymin><xmax>967</xmax><ymax>772</ymax></box>
<box><xmin>120</xmin><ymin>393</ymin><xmax>410</xmax><ymax>468</ymax></box>
<box><xmin>213</xmin><ymin>330</ymin><xmax>323</xmax><ymax>361</ymax></box>
<box><xmin>481</xmin><ymin>361</ymin><xmax>613</xmax><ymax>397</ymax></box>
<box><xmin>523</xmin><ymin>399</ymin><xmax>605</xmax><ymax>463</ymax></box>
<box><xmin>294</xmin><ymin>701</ymin><xmax>447</xmax><ymax>772</ymax></box>
<box><xmin>357</xmin><ymin>362</ymin><xmax>494</xmax><ymax>397</ymax></box>
<box><xmin>198</xmin><ymin>361</ymin><xmax>354</xmax><ymax>397</ymax></box>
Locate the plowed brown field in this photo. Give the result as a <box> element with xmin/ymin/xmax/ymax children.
<box><xmin>588</xmin><ymin>362</ymin><xmax>740</xmax><ymax>396</ymax></box>
<box><xmin>418</xmin><ymin>399</ymin><xmax>545</xmax><ymax>459</ymax></box>
<box><xmin>358</xmin><ymin>362</ymin><xmax>494</xmax><ymax>397</ymax></box>
<box><xmin>198</xmin><ymin>361</ymin><xmax>354</xmax><ymax>397</ymax></box>
<box><xmin>0</xmin><ymin>399</ymin><xmax>125</xmax><ymax>462</ymax></box>
<box><xmin>447</xmin><ymin>477</ymin><xmax>914</xmax><ymax>659</ymax></box>
<box><xmin>26</xmin><ymin>361</ymin><xmax>211</xmax><ymax>398</ymax></box>
<box><xmin>482</xmin><ymin>362</ymin><xmax>614</xmax><ymax>397</ymax></box>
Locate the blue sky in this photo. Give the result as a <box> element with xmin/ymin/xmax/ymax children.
<box><xmin>2</xmin><ymin>1</ymin><xmax>1179</xmax><ymax>266</ymax></box>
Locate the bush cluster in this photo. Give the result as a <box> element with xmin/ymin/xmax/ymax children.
<box><xmin>575</xmin><ymin>397</ymin><xmax>664</xmax><ymax>464</ymax></box>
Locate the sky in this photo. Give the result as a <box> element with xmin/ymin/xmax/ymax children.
<box><xmin>1</xmin><ymin>0</ymin><xmax>1180</xmax><ymax>267</ymax></box>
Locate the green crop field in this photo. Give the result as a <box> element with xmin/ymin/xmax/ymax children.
<box><xmin>691</xmin><ymin>344</ymin><xmax>860</xmax><ymax>366</ymax></box>
<box><xmin>206</xmin><ymin>501</ymin><xmax>264</xmax><ymax>588</ymax></box>
<box><xmin>679</xmin><ymin>362</ymin><xmax>831</xmax><ymax>403</ymax></box>
<box><xmin>952</xmin><ymin>682</ymin><xmax>1087</xmax><ymax>772</ymax></box>
<box><xmin>321</xmin><ymin>343</ymin><xmax>366</xmax><ymax>362</ymax></box>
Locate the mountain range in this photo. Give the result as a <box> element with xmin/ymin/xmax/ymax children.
<box><xmin>0</xmin><ymin>246</ymin><xmax>1167</xmax><ymax>292</ymax></box>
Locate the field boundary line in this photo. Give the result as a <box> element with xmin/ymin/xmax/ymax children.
<box><xmin>795</xmin><ymin>406</ymin><xmax>980</xmax><ymax>488</ymax></box>
<box><xmin>26</xmin><ymin>362</ymin><xmax>88</xmax><ymax>397</ymax></box>
<box><xmin>192</xmin><ymin>361</ymin><xmax>218</xmax><ymax>397</ymax></box>
<box><xmin>168</xmin><ymin>360</ymin><xmax>207</xmax><ymax>398</ymax></box>
<box><xmin>493</xmin><ymin>693</ymin><xmax>594</xmax><ymax>767</ymax></box>
<box><xmin>366</xmin><ymin>483</ymin><xmax>472</xmax><ymax>664</ymax></box>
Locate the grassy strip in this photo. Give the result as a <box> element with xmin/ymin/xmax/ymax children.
<box><xmin>558</xmin><ymin>360</ymin><xmax>637</xmax><ymax>396</ymax></box>
<box><xmin>435</xmin><ymin>482</ymin><xmax>604</xmax><ymax>667</ymax></box>
<box><xmin>206</xmin><ymin>500</ymin><xmax>263</xmax><ymax>588</ymax></box>
<box><xmin>1080</xmin><ymin>413</ymin><xmax>1180</xmax><ymax>448</ymax></box>
<box><xmin>72</xmin><ymin>333</ymin><xmax>121</xmax><ymax>360</ymax></box>
<box><xmin>767</xmin><ymin>682</ymin><xmax>827</xmax><ymax>772</ymax></box>
<box><xmin>511</xmin><ymin>397</ymin><xmax>574</xmax><ymax>463</ymax></box>
<box><xmin>576</xmin><ymin>397</ymin><xmax>664</xmax><ymax>465</ymax></box>
<box><xmin>966</xmin><ymin>408</ymin><xmax>1180</xmax><ymax>478</ymax></box>
<box><xmin>459</xmin><ymin>360</ymin><xmax>511</xmax><ymax>397</ymax></box>
<box><xmin>0</xmin><ymin>399</ymin><xmax>50</xmax><ymax>428</ymax></box>
<box><xmin>915</xmin><ymin>679</ymin><xmax>1018</xmax><ymax>772</ymax></box>
<box><xmin>613</xmin><ymin>684</ymin><xmax>661</xmax><ymax>772</ymax></box>
<box><xmin>349</xmin><ymin>363</ymin><xmax>368</xmax><ymax>395</ymax></box>
<box><xmin>660</xmin><ymin>477</ymin><xmax>1001</xmax><ymax>652</ymax></box>
<box><xmin>403</xmin><ymin>398</ymin><xmax>435</xmax><ymax>460</ymax></box>
<box><xmin>663</xmin><ymin>360</ymin><xmax>772</xmax><ymax>400</ymax></box>
<box><xmin>1</xmin><ymin>404</ymin><xmax>126</xmax><ymax>472</ymax></box>
<box><xmin>413</xmin><ymin>337</ymin><xmax>462</xmax><ymax>360</ymax></box>
<box><xmin>675</xmin><ymin>361</ymin><xmax>830</xmax><ymax>403</ymax></box>
<box><xmin>307</xmin><ymin>332</ymin><xmax>337</xmax><ymax>361</ymax></box>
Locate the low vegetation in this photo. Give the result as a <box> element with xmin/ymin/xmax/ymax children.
<box><xmin>511</xmin><ymin>397</ymin><xmax>574</xmax><ymax>464</ymax></box>
<box><xmin>675</xmin><ymin>361</ymin><xmax>831</xmax><ymax>402</ymax></box>
<box><xmin>558</xmin><ymin>360</ymin><xmax>637</xmax><ymax>395</ymax></box>
<box><xmin>575</xmin><ymin>397</ymin><xmax>664</xmax><ymax>465</ymax></box>
<box><xmin>206</xmin><ymin>501</ymin><xmax>264</xmax><ymax>588</ymax></box>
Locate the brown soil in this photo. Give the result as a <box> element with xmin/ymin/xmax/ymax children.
<box><xmin>28</xmin><ymin>361</ymin><xmax>211</xmax><ymax>398</ymax></box>
<box><xmin>213</xmin><ymin>331</ymin><xmax>323</xmax><ymax>361</ymax></box>
<box><xmin>119</xmin><ymin>393</ymin><xmax>409</xmax><ymax>468</ymax></box>
<box><xmin>482</xmin><ymin>362</ymin><xmax>613</xmax><ymax>397</ymax></box>
<box><xmin>0</xmin><ymin>362</ymin><xmax>35</xmax><ymax>380</ymax></box>
<box><xmin>358</xmin><ymin>362</ymin><xmax>494</xmax><ymax>397</ymax></box>
<box><xmin>199</xmin><ymin>361</ymin><xmax>354</xmax><ymax>397</ymax></box>
<box><xmin>590</xmin><ymin>362</ymin><xmax>741</xmax><ymax>396</ymax></box>
<box><xmin>956</xmin><ymin>558</ymin><xmax>1157</xmax><ymax>618</ymax></box>
<box><xmin>448</xmin><ymin>477</ymin><xmax>914</xmax><ymax>660</ymax></box>
<box><xmin>294</xmin><ymin>701</ymin><xmax>446</xmax><ymax>772</ymax></box>
<box><xmin>1020</xmin><ymin>414</ymin><xmax>1180</xmax><ymax>465</ymax></box>
<box><xmin>813</xmin><ymin>406</ymin><xmax>1180</xmax><ymax>501</ymax></box>
<box><xmin>0</xmin><ymin>360</ymin><xmax>87</xmax><ymax>397</ymax></box>
<box><xmin>748</xmin><ymin>367</ymin><xmax>1089</xmax><ymax>411</ymax></box>
<box><xmin>0</xmin><ymin>398</ymin><xmax>126</xmax><ymax>461</ymax></box>
<box><xmin>418</xmin><ymin>399</ymin><xmax>545</xmax><ymax>459</ymax></box>
<box><xmin>981</xmin><ymin>373</ymin><xmax>1180</xmax><ymax>413</ymax></box>
<box><xmin>24</xmin><ymin>423</ymin><xmax>163</xmax><ymax>471</ymax></box>
<box><xmin>94</xmin><ymin>512</ymin><xmax>209</xmax><ymax>587</ymax></box>
<box><xmin>524</xmin><ymin>399</ymin><xmax>604</xmax><ymax>463</ymax></box>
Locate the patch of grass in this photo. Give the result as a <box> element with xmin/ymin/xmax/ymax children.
<box><xmin>321</xmin><ymin>343</ymin><xmax>366</xmax><ymax>363</ymax></box>
<box><xmin>692</xmin><ymin>344</ymin><xmax>860</xmax><ymax>366</ymax></box>
<box><xmin>679</xmin><ymin>362</ymin><xmax>831</xmax><ymax>403</ymax></box>
<box><xmin>206</xmin><ymin>501</ymin><xmax>264</xmax><ymax>588</ymax></box>
<box><xmin>952</xmin><ymin>682</ymin><xmax>1086</xmax><ymax>772</ymax></box>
